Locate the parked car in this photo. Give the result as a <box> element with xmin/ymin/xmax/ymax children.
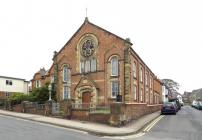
<box><xmin>191</xmin><ymin>100</ymin><xmax>198</xmax><ymax>108</ymax></box>
<box><xmin>196</xmin><ymin>101</ymin><xmax>202</xmax><ymax>110</ymax></box>
<box><xmin>169</xmin><ymin>99</ymin><xmax>181</xmax><ymax>111</ymax></box>
<box><xmin>161</xmin><ymin>102</ymin><xmax>177</xmax><ymax>115</ymax></box>
<box><xmin>179</xmin><ymin>100</ymin><xmax>184</xmax><ymax>106</ymax></box>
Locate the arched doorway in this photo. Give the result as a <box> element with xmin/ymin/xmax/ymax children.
<box><xmin>82</xmin><ymin>91</ymin><xmax>91</xmax><ymax>109</ymax></box>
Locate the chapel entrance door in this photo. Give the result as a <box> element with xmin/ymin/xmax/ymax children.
<box><xmin>82</xmin><ymin>92</ymin><xmax>91</xmax><ymax>109</ymax></box>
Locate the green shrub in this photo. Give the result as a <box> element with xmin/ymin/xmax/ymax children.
<box><xmin>8</xmin><ymin>93</ymin><xmax>35</xmax><ymax>105</ymax></box>
<box><xmin>9</xmin><ymin>84</ymin><xmax>56</xmax><ymax>105</ymax></box>
<box><xmin>31</xmin><ymin>86</ymin><xmax>49</xmax><ymax>104</ymax></box>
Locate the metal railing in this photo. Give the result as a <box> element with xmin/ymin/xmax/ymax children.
<box><xmin>71</xmin><ymin>103</ymin><xmax>94</xmax><ymax>110</ymax></box>
<box><xmin>37</xmin><ymin>104</ymin><xmax>45</xmax><ymax>110</ymax></box>
<box><xmin>90</xmin><ymin>105</ymin><xmax>110</xmax><ymax>114</ymax></box>
<box><xmin>71</xmin><ymin>103</ymin><xmax>110</xmax><ymax>114</ymax></box>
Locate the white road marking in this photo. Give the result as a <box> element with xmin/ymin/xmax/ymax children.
<box><xmin>143</xmin><ymin>115</ymin><xmax>164</xmax><ymax>132</ymax></box>
<box><xmin>103</xmin><ymin>132</ymin><xmax>146</xmax><ymax>139</ymax></box>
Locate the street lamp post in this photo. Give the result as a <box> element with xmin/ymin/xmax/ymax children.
<box><xmin>48</xmin><ymin>84</ymin><xmax>52</xmax><ymax>101</ymax></box>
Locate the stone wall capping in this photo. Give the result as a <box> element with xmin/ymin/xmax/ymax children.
<box><xmin>125</xmin><ymin>102</ymin><xmax>147</xmax><ymax>105</ymax></box>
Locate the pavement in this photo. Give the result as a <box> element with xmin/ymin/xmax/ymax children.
<box><xmin>0</xmin><ymin>109</ymin><xmax>160</xmax><ymax>136</ymax></box>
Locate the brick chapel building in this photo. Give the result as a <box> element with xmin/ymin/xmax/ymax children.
<box><xmin>31</xmin><ymin>18</ymin><xmax>162</xmax><ymax>111</ymax></box>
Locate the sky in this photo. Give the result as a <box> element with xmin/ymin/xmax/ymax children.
<box><xmin>0</xmin><ymin>0</ymin><xmax>202</xmax><ymax>93</ymax></box>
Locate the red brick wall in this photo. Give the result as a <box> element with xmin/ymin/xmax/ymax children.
<box><xmin>90</xmin><ymin>114</ymin><xmax>110</xmax><ymax>124</ymax></box>
<box><xmin>53</xmin><ymin>21</ymin><xmax>126</xmax><ymax>103</ymax></box>
<box><xmin>12</xmin><ymin>104</ymin><xmax>23</xmax><ymax>112</ymax></box>
<box><xmin>71</xmin><ymin>110</ymin><xmax>89</xmax><ymax>121</ymax></box>
<box><xmin>0</xmin><ymin>91</ymin><xmax>6</xmax><ymax>99</ymax></box>
<box><xmin>154</xmin><ymin>78</ymin><xmax>162</xmax><ymax>94</ymax></box>
<box><xmin>109</xmin><ymin>102</ymin><xmax>162</xmax><ymax>126</ymax></box>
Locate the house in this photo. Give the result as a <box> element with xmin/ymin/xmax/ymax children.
<box><xmin>162</xmin><ymin>84</ymin><xmax>169</xmax><ymax>102</ymax></box>
<box><xmin>31</xmin><ymin>68</ymin><xmax>48</xmax><ymax>90</ymax></box>
<box><xmin>0</xmin><ymin>76</ymin><xmax>29</xmax><ymax>99</ymax></box>
<box><xmin>183</xmin><ymin>91</ymin><xmax>192</xmax><ymax>104</ymax></box>
<box><xmin>31</xmin><ymin>18</ymin><xmax>162</xmax><ymax>123</ymax></box>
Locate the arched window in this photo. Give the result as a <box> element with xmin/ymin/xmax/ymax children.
<box><xmin>111</xmin><ymin>81</ymin><xmax>119</xmax><ymax>98</ymax></box>
<box><xmin>140</xmin><ymin>67</ymin><xmax>143</xmax><ymax>82</ymax></box>
<box><xmin>80</xmin><ymin>58</ymin><xmax>97</xmax><ymax>73</ymax></box>
<box><xmin>150</xmin><ymin>90</ymin><xmax>153</xmax><ymax>104</ymax></box>
<box><xmin>133</xmin><ymin>62</ymin><xmax>137</xmax><ymax>78</ymax></box>
<box><xmin>133</xmin><ymin>84</ymin><xmax>137</xmax><ymax>100</ymax></box>
<box><xmin>150</xmin><ymin>76</ymin><xmax>152</xmax><ymax>88</ymax></box>
<box><xmin>62</xmin><ymin>65</ymin><xmax>71</xmax><ymax>100</ymax></box>
<box><xmin>63</xmin><ymin>86</ymin><xmax>70</xmax><ymax>99</ymax></box>
<box><xmin>78</xmin><ymin>34</ymin><xmax>98</xmax><ymax>74</ymax></box>
<box><xmin>63</xmin><ymin>65</ymin><xmax>70</xmax><ymax>83</ymax></box>
<box><xmin>140</xmin><ymin>89</ymin><xmax>143</xmax><ymax>102</ymax></box>
<box><xmin>91</xmin><ymin>58</ymin><xmax>96</xmax><ymax>72</ymax></box>
<box><xmin>111</xmin><ymin>57</ymin><xmax>118</xmax><ymax>76</ymax></box>
<box><xmin>145</xmin><ymin>72</ymin><xmax>148</xmax><ymax>86</ymax></box>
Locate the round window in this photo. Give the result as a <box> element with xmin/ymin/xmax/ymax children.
<box><xmin>81</xmin><ymin>39</ymin><xmax>95</xmax><ymax>57</ymax></box>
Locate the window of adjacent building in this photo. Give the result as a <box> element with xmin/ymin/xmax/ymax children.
<box><xmin>133</xmin><ymin>85</ymin><xmax>137</xmax><ymax>100</ymax></box>
<box><xmin>63</xmin><ymin>86</ymin><xmax>70</xmax><ymax>100</ymax></box>
<box><xmin>111</xmin><ymin>57</ymin><xmax>118</xmax><ymax>76</ymax></box>
<box><xmin>133</xmin><ymin>62</ymin><xmax>137</xmax><ymax>78</ymax></box>
<box><xmin>51</xmin><ymin>75</ymin><xmax>54</xmax><ymax>83</ymax></box>
<box><xmin>5</xmin><ymin>92</ymin><xmax>10</xmax><ymax>97</ymax></box>
<box><xmin>140</xmin><ymin>67</ymin><xmax>143</xmax><ymax>82</ymax></box>
<box><xmin>140</xmin><ymin>89</ymin><xmax>143</xmax><ymax>102</ymax></box>
<box><xmin>6</xmin><ymin>80</ymin><xmax>12</xmax><ymax>86</ymax></box>
<box><xmin>111</xmin><ymin>81</ymin><xmax>119</xmax><ymax>98</ymax></box>
<box><xmin>35</xmin><ymin>80</ymin><xmax>41</xmax><ymax>88</ymax></box>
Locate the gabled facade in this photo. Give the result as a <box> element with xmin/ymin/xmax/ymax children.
<box><xmin>31</xmin><ymin>18</ymin><xmax>162</xmax><ymax>106</ymax></box>
<box><xmin>31</xmin><ymin>68</ymin><xmax>49</xmax><ymax>90</ymax></box>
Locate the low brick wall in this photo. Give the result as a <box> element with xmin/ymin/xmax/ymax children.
<box><xmin>109</xmin><ymin>103</ymin><xmax>162</xmax><ymax>126</ymax></box>
<box><xmin>36</xmin><ymin>109</ymin><xmax>45</xmax><ymax>115</ymax></box>
<box><xmin>4</xmin><ymin>101</ymin><xmax>162</xmax><ymax>127</ymax></box>
<box><xmin>12</xmin><ymin>104</ymin><xmax>23</xmax><ymax>113</ymax></box>
<box><xmin>71</xmin><ymin>110</ymin><xmax>89</xmax><ymax>121</ymax></box>
<box><xmin>89</xmin><ymin>113</ymin><xmax>110</xmax><ymax>124</ymax></box>
<box><xmin>59</xmin><ymin>100</ymin><xmax>72</xmax><ymax>118</ymax></box>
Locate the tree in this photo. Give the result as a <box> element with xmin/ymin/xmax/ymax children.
<box><xmin>161</xmin><ymin>79</ymin><xmax>180</xmax><ymax>93</ymax></box>
<box><xmin>31</xmin><ymin>86</ymin><xmax>49</xmax><ymax>104</ymax></box>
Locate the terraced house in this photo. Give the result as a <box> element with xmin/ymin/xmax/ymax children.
<box><xmin>31</xmin><ymin>18</ymin><xmax>162</xmax><ymax>124</ymax></box>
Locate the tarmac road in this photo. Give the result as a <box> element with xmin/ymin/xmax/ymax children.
<box><xmin>0</xmin><ymin>115</ymin><xmax>104</xmax><ymax>140</ymax></box>
<box><xmin>134</xmin><ymin>106</ymin><xmax>202</xmax><ymax>140</ymax></box>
